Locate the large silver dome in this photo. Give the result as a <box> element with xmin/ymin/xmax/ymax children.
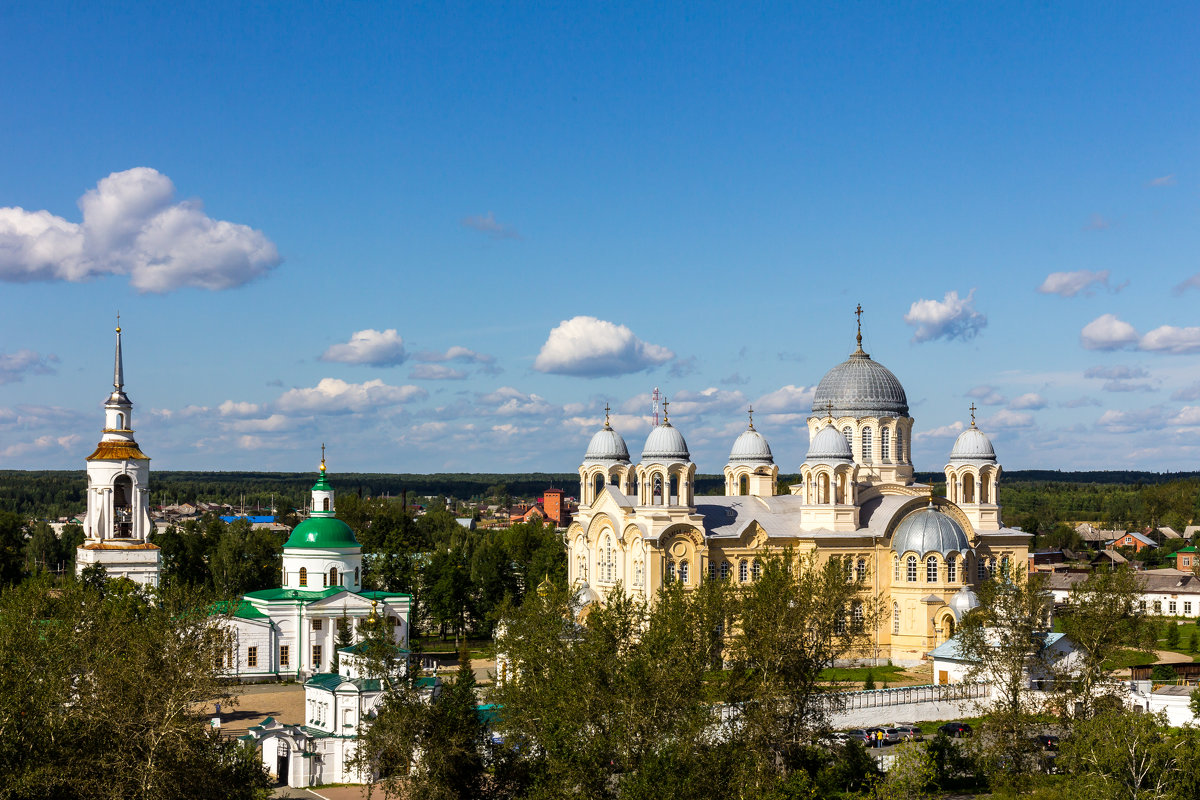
<box><xmin>892</xmin><ymin>505</ymin><xmax>971</xmax><ymax>557</ymax></box>
<box><xmin>806</xmin><ymin>424</ymin><xmax>853</xmax><ymax>462</ymax></box>
<box><xmin>585</xmin><ymin>425</ymin><xmax>630</xmax><ymax>462</ymax></box>
<box><xmin>729</xmin><ymin>427</ymin><xmax>774</xmax><ymax>463</ymax></box>
<box><xmin>641</xmin><ymin>423</ymin><xmax>690</xmax><ymax>461</ymax></box>
<box><xmin>811</xmin><ymin>351</ymin><xmax>909</xmax><ymax>418</ymax></box>
<box><xmin>949</xmin><ymin>426</ymin><xmax>996</xmax><ymax>462</ymax></box>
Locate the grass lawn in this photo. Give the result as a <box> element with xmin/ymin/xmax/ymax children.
<box><xmin>820</xmin><ymin>665</ymin><xmax>907</xmax><ymax>684</ymax></box>
<box><xmin>1153</xmin><ymin>619</ymin><xmax>1200</xmax><ymax>659</ymax></box>
<box><xmin>412</xmin><ymin>636</ymin><xmax>493</xmax><ymax>659</ymax></box>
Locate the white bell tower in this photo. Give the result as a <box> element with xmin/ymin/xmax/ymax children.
<box><xmin>76</xmin><ymin>320</ymin><xmax>161</xmax><ymax>586</ymax></box>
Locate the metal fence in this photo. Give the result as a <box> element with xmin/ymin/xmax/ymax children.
<box><xmin>823</xmin><ymin>682</ymin><xmax>988</xmax><ymax>711</ymax></box>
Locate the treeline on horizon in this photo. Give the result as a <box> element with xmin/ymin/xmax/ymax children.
<box><xmin>3</xmin><ymin>468</ymin><xmax>1199</xmax><ymax>533</ymax></box>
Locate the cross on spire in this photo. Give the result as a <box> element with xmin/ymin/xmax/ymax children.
<box><xmin>826</xmin><ymin>400</ymin><xmax>835</xmax><ymax>422</ymax></box>
<box><xmin>320</xmin><ymin>443</ymin><xmax>326</xmax><ymax>472</ymax></box>
<box><xmin>747</xmin><ymin>405</ymin><xmax>755</xmax><ymax>430</ymax></box>
<box><xmin>855</xmin><ymin>303</ymin><xmax>864</xmax><ymax>352</ymax></box>
<box><xmin>969</xmin><ymin>403</ymin><xmax>977</xmax><ymax>427</ymax></box>
<box><xmin>604</xmin><ymin>402</ymin><xmax>611</xmax><ymax>428</ymax></box>
<box><xmin>115</xmin><ymin>311</ymin><xmax>121</xmax><ymax>333</ymax></box>
<box><xmin>662</xmin><ymin>399</ymin><xmax>670</xmax><ymax>424</ymax></box>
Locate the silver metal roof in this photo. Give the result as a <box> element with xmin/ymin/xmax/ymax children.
<box><xmin>949</xmin><ymin>426</ymin><xmax>996</xmax><ymax>462</ymax></box>
<box><xmin>641</xmin><ymin>423</ymin><xmax>690</xmax><ymax>462</ymax></box>
<box><xmin>811</xmin><ymin>351</ymin><xmax>909</xmax><ymax>418</ymax></box>
<box><xmin>805</xmin><ymin>424</ymin><xmax>853</xmax><ymax>462</ymax></box>
<box><xmin>584</xmin><ymin>426</ymin><xmax>631</xmax><ymax>462</ymax></box>
<box><xmin>948</xmin><ymin>586</ymin><xmax>980</xmax><ymax>620</ymax></box>
<box><xmin>728</xmin><ymin>427</ymin><xmax>774</xmax><ymax>463</ymax></box>
<box><xmin>891</xmin><ymin>505</ymin><xmax>972</xmax><ymax>557</ymax></box>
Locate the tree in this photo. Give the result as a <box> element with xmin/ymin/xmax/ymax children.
<box><xmin>332</xmin><ymin>612</ymin><xmax>354</xmax><ymax>672</ymax></box>
<box><xmin>722</xmin><ymin>551</ymin><xmax>880</xmax><ymax>786</ymax></box>
<box><xmin>1166</xmin><ymin>621</ymin><xmax>1181</xmax><ymax>648</ymax></box>
<box><xmin>0</xmin><ymin>576</ymin><xmax>271</xmax><ymax>799</ymax></box>
<box><xmin>1054</xmin><ymin>566</ymin><xmax>1156</xmax><ymax>720</ymax></box>
<box><xmin>24</xmin><ymin>521</ymin><xmax>64</xmax><ymax>575</ymax></box>
<box><xmin>426</xmin><ymin>546</ymin><xmax>475</xmax><ymax>645</ymax></box>
<box><xmin>0</xmin><ymin>511</ymin><xmax>27</xmax><ymax>586</ymax></box>
<box><xmin>1057</xmin><ymin>709</ymin><xmax>1190</xmax><ymax>800</ymax></box>
<box><xmin>955</xmin><ymin>569</ymin><xmax>1054</xmax><ymax>778</ymax></box>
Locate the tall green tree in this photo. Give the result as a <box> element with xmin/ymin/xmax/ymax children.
<box><xmin>1054</xmin><ymin>566</ymin><xmax>1156</xmax><ymax>720</ymax></box>
<box><xmin>0</xmin><ymin>511</ymin><xmax>26</xmax><ymax>586</ymax></box>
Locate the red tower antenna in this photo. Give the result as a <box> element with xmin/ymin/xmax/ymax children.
<box><xmin>650</xmin><ymin>387</ymin><xmax>660</xmax><ymax>426</ymax></box>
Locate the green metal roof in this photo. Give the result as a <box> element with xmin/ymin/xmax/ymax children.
<box><xmin>305</xmin><ymin>672</ymin><xmax>382</xmax><ymax>692</ymax></box>
<box><xmin>209</xmin><ymin>600</ymin><xmax>270</xmax><ymax>620</ymax></box>
<box><xmin>311</xmin><ymin>471</ymin><xmax>333</xmax><ymax>493</ymax></box>
<box><xmin>244</xmin><ymin>587</ymin><xmax>343</xmax><ymax>602</ymax></box>
<box><xmin>284</xmin><ymin>516</ymin><xmax>359</xmax><ymax>549</ymax></box>
<box><xmin>358</xmin><ymin>590</ymin><xmax>413</xmax><ymax>600</ymax></box>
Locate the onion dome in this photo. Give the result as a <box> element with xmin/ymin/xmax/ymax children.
<box><xmin>284</xmin><ymin>516</ymin><xmax>359</xmax><ymax>549</ymax></box>
<box><xmin>642</xmin><ymin>423</ymin><xmax>690</xmax><ymax>462</ymax></box>
<box><xmin>805</xmin><ymin>423</ymin><xmax>853</xmax><ymax>463</ymax></box>
<box><xmin>891</xmin><ymin>504</ymin><xmax>971</xmax><ymax>558</ymax></box>
<box><xmin>729</xmin><ymin>412</ymin><xmax>774</xmax><ymax>464</ymax></box>
<box><xmin>950</xmin><ymin>412</ymin><xmax>996</xmax><ymax>462</ymax></box>
<box><xmin>948</xmin><ymin>585</ymin><xmax>980</xmax><ymax>620</ymax></box>
<box><xmin>812</xmin><ymin>350</ymin><xmax>909</xmax><ymax>419</ymax></box>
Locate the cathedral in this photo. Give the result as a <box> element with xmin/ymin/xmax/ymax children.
<box><xmin>567</xmin><ymin>316</ymin><xmax>1031</xmax><ymax>667</ymax></box>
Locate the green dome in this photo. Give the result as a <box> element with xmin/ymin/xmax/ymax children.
<box><xmin>284</xmin><ymin>516</ymin><xmax>360</xmax><ymax>549</ymax></box>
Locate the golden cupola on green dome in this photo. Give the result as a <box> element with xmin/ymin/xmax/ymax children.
<box><xmin>283</xmin><ymin>448</ymin><xmax>359</xmax><ymax>550</ymax></box>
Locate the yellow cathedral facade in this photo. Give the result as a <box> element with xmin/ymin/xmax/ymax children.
<box><xmin>566</xmin><ymin>321</ymin><xmax>1030</xmax><ymax>666</ymax></box>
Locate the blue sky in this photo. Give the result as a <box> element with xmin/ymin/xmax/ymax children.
<box><xmin>2</xmin><ymin>2</ymin><xmax>1198</xmax><ymax>475</ymax></box>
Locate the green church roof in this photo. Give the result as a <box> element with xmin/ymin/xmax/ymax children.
<box><xmin>311</xmin><ymin>471</ymin><xmax>333</xmax><ymax>493</ymax></box>
<box><xmin>284</xmin><ymin>516</ymin><xmax>360</xmax><ymax>549</ymax></box>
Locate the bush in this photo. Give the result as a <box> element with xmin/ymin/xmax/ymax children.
<box><xmin>1190</xmin><ymin>631</ymin><xmax>1198</xmax><ymax>654</ymax></box>
<box><xmin>1151</xmin><ymin>664</ymin><xmax>1178</xmax><ymax>682</ymax></box>
<box><xmin>1166</xmin><ymin>622</ymin><xmax>1181</xmax><ymax>648</ymax></box>
<box><xmin>864</xmin><ymin>669</ymin><xmax>876</xmax><ymax>690</ymax></box>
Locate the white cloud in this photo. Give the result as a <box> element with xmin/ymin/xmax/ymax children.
<box><xmin>754</xmin><ymin>385</ymin><xmax>816</xmax><ymax>414</ymax></box>
<box><xmin>276</xmin><ymin>378</ymin><xmax>426</xmax><ymax>413</ymax></box>
<box><xmin>1083</xmin><ymin>364</ymin><xmax>1155</xmax><ymax>392</ymax></box>
<box><xmin>1009</xmin><ymin>393</ymin><xmax>1046</xmax><ymax>410</ymax></box>
<box><xmin>1173</xmin><ymin>273</ymin><xmax>1200</xmax><ymax>295</ymax></box>
<box><xmin>0</xmin><ymin>434</ymin><xmax>80</xmax><ymax>460</ymax></box>
<box><xmin>1080</xmin><ymin>314</ymin><xmax>1140</xmax><ymax>350</ymax></box>
<box><xmin>0</xmin><ymin>349</ymin><xmax>58</xmax><ymax>384</ymax></box>
<box><xmin>480</xmin><ymin>387</ymin><xmax>556</xmax><ymax>416</ymax></box>
<box><xmin>966</xmin><ymin>385</ymin><xmax>1006</xmax><ymax>406</ymax></box>
<box><xmin>320</xmin><ymin>328</ymin><xmax>407</xmax><ymax>366</ymax></box>
<box><xmin>1169</xmin><ymin>406</ymin><xmax>1200</xmax><ymax>427</ymax></box>
<box><xmin>1172</xmin><ymin>383</ymin><xmax>1200</xmax><ymax>402</ymax></box>
<box><xmin>229</xmin><ymin>414</ymin><xmax>303</xmax><ymax>433</ymax></box>
<box><xmin>1139</xmin><ymin>325</ymin><xmax>1200</xmax><ymax>355</ymax></box>
<box><xmin>218</xmin><ymin>400</ymin><xmax>264</xmax><ymax>417</ymax></box>
<box><xmin>1036</xmin><ymin>269</ymin><xmax>1111</xmax><ymax>298</ymax></box>
<box><xmin>409</xmin><ymin>364</ymin><xmax>467</xmax><ymax>380</ymax></box>
<box><xmin>914</xmin><ymin>421</ymin><xmax>965</xmax><ymax>442</ymax></box>
<box><xmin>0</xmin><ymin>168</ymin><xmax>280</xmax><ymax>292</ymax></box>
<box><xmin>983</xmin><ymin>409</ymin><xmax>1035</xmax><ymax>430</ymax></box>
<box><xmin>1060</xmin><ymin>396</ymin><xmax>1102</xmax><ymax>408</ymax></box>
<box><xmin>666</xmin><ymin>388</ymin><xmax>746</xmax><ymax>417</ymax></box>
<box><xmin>1096</xmin><ymin>407</ymin><xmax>1166</xmax><ymax>434</ymax></box>
<box><xmin>904</xmin><ymin>289</ymin><xmax>987</xmax><ymax>343</ymax></box>
<box><xmin>414</xmin><ymin>346</ymin><xmax>494</xmax><ymax>364</ymax></box>
<box><xmin>461</xmin><ymin>211</ymin><xmax>520</xmax><ymax>240</ymax></box>
<box><xmin>533</xmin><ymin>316</ymin><xmax>674</xmax><ymax>377</ymax></box>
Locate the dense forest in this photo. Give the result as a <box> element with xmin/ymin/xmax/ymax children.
<box><xmin>2</xmin><ymin>470</ymin><xmax>1199</xmax><ymax>536</ymax></box>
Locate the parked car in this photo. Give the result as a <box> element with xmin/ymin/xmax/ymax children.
<box><xmin>893</xmin><ymin>725</ymin><xmax>922</xmax><ymax>741</ymax></box>
<box><xmin>880</xmin><ymin>727</ymin><xmax>905</xmax><ymax>744</ymax></box>
<box><xmin>939</xmin><ymin>721</ymin><xmax>973</xmax><ymax>738</ymax></box>
<box><xmin>843</xmin><ymin>728</ymin><xmax>872</xmax><ymax>744</ymax></box>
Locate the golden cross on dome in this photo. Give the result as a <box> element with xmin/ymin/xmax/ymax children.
<box><xmin>826</xmin><ymin>400</ymin><xmax>834</xmax><ymax>421</ymax></box>
<box><xmin>747</xmin><ymin>405</ymin><xmax>755</xmax><ymax>430</ymax></box>
<box><xmin>320</xmin><ymin>443</ymin><xmax>326</xmax><ymax>472</ymax></box>
<box><xmin>969</xmin><ymin>403</ymin><xmax>977</xmax><ymax>427</ymax></box>
<box><xmin>662</xmin><ymin>399</ymin><xmax>670</xmax><ymax>424</ymax></box>
<box><xmin>855</xmin><ymin>303</ymin><xmax>863</xmax><ymax>350</ymax></box>
<box><xmin>115</xmin><ymin>311</ymin><xmax>121</xmax><ymax>333</ymax></box>
<box><xmin>604</xmin><ymin>402</ymin><xmax>611</xmax><ymax>427</ymax></box>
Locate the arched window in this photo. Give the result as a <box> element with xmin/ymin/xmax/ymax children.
<box><xmin>1000</xmin><ymin>556</ymin><xmax>1011</xmax><ymax>578</ymax></box>
<box><xmin>604</xmin><ymin>535</ymin><xmax>614</xmax><ymax>581</ymax></box>
<box><xmin>819</xmin><ymin>473</ymin><xmax>830</xmax><ymax>504</ymax></box>
<box><xmin>299</xmin><ymin>567</ymin><xmax>307</xmax><ymax>587</ymax></box>
<box><xmin>907</xmin><ymin>555</ymin><xmax>918</xmax><ymax>582</ymax></box>
<box><xmin>739</xmin><ymin>475</ymin><xmax>749</xmax><ymax>496</ymax></box>
<box><xmin>669</xmin><ymin>475</ymin><xmax>680</xmax><ymax>504</ymax></box>
<box><xmin>896</xmin><ymin>429</ymin><xmax>904</xmax><ymax>462</ymax></box>
<box><xmin>708</xmin><ymin>563</ymin><xmax>717</xmax><ymax>581</ymax></box>
<box><xmin>752</xmin><ymin>559</ymin><xmax>761</xmax><ymax>580</ymax></box>
<box><xmin>739</xmin><ymin>560</ymin><xmax>748</xmax><ymax>582</ymax></box>
<box><xmin>679</xmin><ymin>560</ymin><xmax>689</xmax><ymax>584</ymax></box>
<box><xmin>980</xmin><ymin>474</ymin><xmax>990</xmax><ymax>503</ymax></box>
<box><xmin>893</xmin><ymin>603</ymin><xmax>901</xmax><ymax>635</ymax></box>
<box><xmin>851</xmin><ymin>601</ymin><xmax>864</xmax><ymax>632</ymax></box>
<box><xmin>653</xmin><ymin>475</ymin><xmax>663</xmax><ymax>504</ymax></box>
<box><xmin>720</xmin><ymin>560</ymin><xmax>731</xmax><ymax>580</ymax></box>
<box><xmin>946</xmin><ymin>556</ymin><xmax>957</xmax><ymax>583</ymax></box>
<box><xmin>927</xmin><ymin>556</ymin><xmax>938</xmax><ymax>582</ymax></box>
<box><xmin>842</xmin><ymin>426</ymin><xmax>852</xmax><ymax>448</ymax></box>
<box><xmin>978</xmin><ymin>556</ymin><xmax>988</xmax><ymax>581</ymax></box>
<box><xmin>117</xmin><ymin>413</ymin><xmax>125</xmax><ymax>429</ymax></box>
<box><xmin>963</xmin><ymin>475</ymin><xmax>975</xmax><ymax>504</ymax></box>
<box><xmin>861</xmin><ymin>428</ymin><xmax>873</xmax><ymax>463</ymax></box>
<box><xmin>329</xmin><ymin>567</ymin><xmax>339</xmax><ymax>587</ymax></box>
<box><xmin>666</xmin><ymin>561</ymin><xmax>676</xmax><ymax>583</ymax></box>
<box><xmin>893</xmin><ymin>555</ymin><xmax>900</xmax><ymax>581</ymax></box>
<box><xmin>354</xmin><ymin>567</ymin><xmax>360</xmax><ymax>586</ymax></box>
<box><xmin>323</xmin><ymin>498</ymin><xmax>330</xmax><ymax>512</ymax></box>
<box><xmin>594</xmin><ymin>473</ymin><xmax>604</xmax><ymax>500</ymax></box>
<box><xmin>881</xmin><ymin>428</ymin><xmax>891</xmax><ymax>461</ymax></box>
<box><xmin>856</xmin><ymin>557</ymin><xmax>867</xmax><ymax>583</ymax></box>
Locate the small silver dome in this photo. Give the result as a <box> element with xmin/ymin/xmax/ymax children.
<box><xmin>948</xmin><ymin>585</ymin><xmax>980</xmax><ymax>621</ymax></box>
<box><xmin>729</xmin><ymin>427</ymin><xmax>774</xmax><ymax>463</ymax></box>
<box><xmin>892</xmin><ymin>505</ymin><xmax>971</xmax><ymax>558</ymax></box>
<box><xmin>812</xmin><ymin>351</ymin><xmax>909</xmax><ymax>418</ymax></box>
<box><xmin>949</xmin><ymin>426</ymin><xmax>996</xmax><ymax>462</ymax></box>
<box><xmin>642</xmin><ymin>423</ymin><xmax>690</xmax><ymax>462</ymax></box>
<box><xmin>806</xmin><ymin>424</ymin><xmax>853</xmax><ymax>462</ymax></box>
<box><xmin>584</xmin><ymin>425</ymin><xmax>630</xmax><ymax>462</ymax></box>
